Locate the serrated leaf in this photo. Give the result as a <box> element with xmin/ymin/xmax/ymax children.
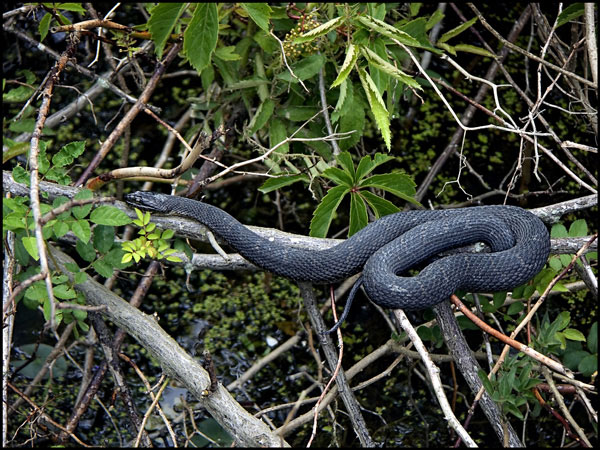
<box><xmin>161</xmin><ymin>229</ymin><xmax>175</xmax><ymax>240</ymax></box>
<box><xmin>360</xmin><ymin>190</ymin><xmax>400</xmax><ymax>218</ymax></box>
<box><xmin>90</xmin><ymin>206</ymin><xmax>132</xmax><ymax>226</ymax></box>
<box><xmin>360</xmin><ymin>173</ymin><xmax>419</xmax><ymax>206</ymax></box>
<box><xmin>348</xmin><ymin>193</ymin><xmax>368</xmax><ymax>236</ymax></box>
<box><xmin>241</xmin><ymin>3</ymin><xmax>272</xmax><ymax>32</ymax></box>
<box><xmin>52</xmin><ymin>141</ymin><xmax>86</xmax><ymax>167</ymax></box>
<box><xmin>331</xmin><ymin>44</ymin><xmax>359</xmax><ymax>88</ymax></box>
<box><xmin>438</xmin><ymin>16</ymin><xmax>478</xmax><ymax>44</ymax></box>
<box><xmin>336</xmin><ymin>151</ymin><xmax>356</xmax><ymax>178</ymax></box>
<box><xmin>294</xmin><ymin>16</ymin><xmax>343</xmax><ymax>44</ymax></box>
<box><xmin>214</xmin><ymin>46</ymin><xmax>240</xmax><ymax>61</ymax></box>
<box><xmin>361</xmin><ymin>46</ymin><xmax>422</xmax><ymax>89</ymax></box>
<box><xmin>322</xmin><ymin>167</ymin><xmax>354</xmax><ymax>187</ymax></box>
<box><xmin>357</xmin><ymin>67</ymin><xmax>391</xmax><ymax>150</ymax></box>
<box><xmin>355</xmin><ymin>153</ymin><xmax>393</xmax><ymax>181</ymax></box>
<box><xmin>309</xmin><ymin>185</ymin><xmax>349</xmax><ymax>238</ymax></box>
<box><xmin>357</xmin><ymin>16</ymin><xmax>421</xmax><ymax>47</ymax></box>
<box><xmin>92</xmin><ymin>259</ymin><xmax>114</xmax><ymax>278</ymax></box>
<box><xmin>53</xmin><ymin>283</ymin><xmax>76</xmax><ymax>300</ymax></box>
<box><xmin>183</xmin><ymin>3</ymin><xmax>218</xmax><ymax>73</ymax></box>
<box><xmin>258</xmin><ymin>174</ymin><xmax>308</xmax><ymax>193</ymax></box>
<box><xmin>148</xmin><ymin>3</ymin><xmax>186</xmax><ymax>59</ymax></box>
<box><xmin>556</xmin><ymin>3</ymin><xmax>585</xmax><ymax>28</ymax></box>
<box><xmin>71</xmin><ymin>219</ymin><xmax>91</xmax><ymax>243</ymax></box>
<box><xmin>453</xmin><ymin>44</ymin><xmax>494</xmax><ymax>58</ymax></box>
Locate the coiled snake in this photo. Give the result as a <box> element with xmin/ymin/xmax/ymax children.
<box><xmin>125</xmin><ymin>192</ymin><xmax>550</xmax><ymax>311</ymax></box>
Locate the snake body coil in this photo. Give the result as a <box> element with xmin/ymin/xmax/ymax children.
<box><xmin>125</xmin><ymin>192</ymin><xmax>550</xmax><ymax>310</ymax></box>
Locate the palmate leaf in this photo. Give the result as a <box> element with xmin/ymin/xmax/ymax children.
<box><xmin>349</xmin><ymin>191</ymin><xmax>368</xmax><ymax>236</ymax></box>
<box><xmin>355</xmin><ymin>153</ymin><xmax>394</xmax><ymax>183</ymax></box>
<box><xmin>360</xmin><ymin>173</ymin><xmax>421</xmax><ymax>207</ymax></box>
<box><xmin>321</xmin><ymin>166</ymin><xmax>354</xmax><ymax>187</ymax></box>
<box><xmin>357</xmin><ymin>67</ymin><xmax>391</xmax><ymax>150</ymax></box>
<box><xmin>309</xmin><ymin>185</ymin><xmax>349</xmax><ymax>238</ymax></box>
<box><xmin>360</xmin><ymin>190</ymin><xmax>400</xmax><ymax>218</ymax></box>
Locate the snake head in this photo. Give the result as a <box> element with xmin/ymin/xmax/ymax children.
<box><xmin>124</xmin><ymin>191</ymin><xmax>170</xmax><ymax>213</ymax></box>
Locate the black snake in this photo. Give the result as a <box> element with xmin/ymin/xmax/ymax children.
<box><xmin>124</xmin><ymin>192</ymin><xmax>550</xmax><ymax>310</ymax></box>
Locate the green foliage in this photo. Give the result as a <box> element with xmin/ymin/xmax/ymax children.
<box><xmin>310</xmin><ymin>151</ymin><xmax>420</xmax><ymax>237</ymax></box>
<box><xmin>121</xmin><ymin>208</ymin><xmax>184</xmax><ymax>264</ymax></box>
<box><xmin>478</xmin><ymin>357</ymin><xmax>541</xmax><ymax>420</ymax></box>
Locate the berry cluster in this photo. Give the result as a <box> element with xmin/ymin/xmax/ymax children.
<box><xmin>282</xmin><ymin>14</ymin><xmax>321</xmax><ymax>59</ymax></box>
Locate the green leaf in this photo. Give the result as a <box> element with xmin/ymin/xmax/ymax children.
<box><xmin>588</xmin><ymin>322</ymin><xmax>597</xmax><ymax>354</ymax></box>
<box><xmin>556</xmin><ymin>3</ymin><xmax>585</xmax><ymax>28</ymax></box>
<box><xmin>39</xmin><ymin>12</ymin><xmax>52</xmax><ymax>41</ymax></box>
<box><xmin>438</xmin><ymin>16</ymin><xmax>478</xmax><ymax>44</ymax></box>
<box><xmin>426</xmin><ymin>9</ymin><xmax>445</xmax><ymax>31</ymax></box>
<box><xmin>93</xmin><ymin>225</ymin><xmax>115</xmax><ymax>254</ymax></box>
<box><xmin>360</xmin><ymin>190</ymin><xmax>400</xmax><ymax>218</ymax></box>
<box><xmin>338</xmin><ymin>82</ymin><xmax>364</xmax><ymax>150</ymax></box>
<box><xmin>348</xmin><ymin>193</ymin><xmax>368</xmax><ymax>236</ymax></box>
<box><xmin>550</xmin><ymin>223</ymin><xmax>568</xmax><ymax>238</ymax></box>
<box><xmin>53</xmin><ymin>283</ymin><xmax>76</xmax><ymax>300</ymax></box>
<box><xmin>360</xmin><ymin>46</ymin><xmax>422</xmax><ymax>89</ymax></box>
<box><xmin>321</xmin><ymin>167</ymin><xmax>354</xmax><ymax>187</ymax></box>
<box><xmin>568</xmin><ymin>219</ymin><xmax>588</xmax><ymax>237</ymax></box>
<box><xmin>72</xmin><ymin>188</ymin><xmax>93</xmax><ymax>219</ymax></box>
<box><xmin>183</xmin><ymin>3</ymin><xmax>218</xmax><ymax>73</ymax></box>
<box><xmin>453</xmin><ymin>44</ymin><xmax>495</xmax><ymax>58</ymax></box>
<box><xmin>360</xmin><ymin>173</ymin><xmax>419</xmax><ymax>206</ymax></box>
<box><xmin>357</xmin><ymin>67</ymin><xmax>391</xmax><ymax>150</ymax></box>
<box><xmin>336</xmin><ymin>151</ymin><xmax>356</xmax><ymax>179</ymax></box>
<box><xmin>89</xmin><ymin>206</ymin><xmax>132</xmax><ymax>226</ymax></box>
<box><xmin>309</xmin><ymin>185</ymin><xmax>349</xmax><ymax>238</ymax></box>
<box><xmin>247</xmin><ymin>98</ymin><xmax>275</xmax><ymax>134</ymax></box>
<box><xmin>356</xmin><ymin>16</ymin><xmax>421</xmax><ymax>47</ymax></box>
<box><xmin>70</xmin><ymin>219</ymin><xmax>91</xmax><ymax>243</ymax></box>
<box><xmin>214</xmin><ymin>46</ymin><xmax>240</xmax><ymax>61</ymax></box>
<box><xmin>148</xmin><ymin>3</ymin><xmax>186</xmax><ymax>59</ymax></box>
<box><xmin>54</xmin><ymin>3</ymin><xmax>86</xmax><ymax>13</ymax></box>
<box><xmin>294</xmin><ymin>16</ymin><xmax>344</xmax><ymax>44</ymax></box>
<box><xmin>331</xmin><ymin>44</ymin><xmax>359</xmax><ymax>88</ymax></box>
<box><xmin>562</xmin><ymin>328</ymin><xmax>586</xmax><ymax>342</ymax></box>
<box><xmin>92</xmin><ymin>259</ymin><xmax>114</xmax><ymax>278</ymax></box>
<box><xmin>52</xmin><ymin>140</ymin><xmax>86</xmax><ymax>167</ymax></box>
<box><xmin>76</xmin><ymin>239</ymin><xmax>96</xmax><ymax>262</ymax></box>
<box><xmin>268</xmin><ymin>118</ymin><xmax>289</xmax><ymax>160</ymax></box>
<box><xmin>258</xmin><ymin>174</ymin><xmax>308</xmax><ymax>193</ymax></box>
<box><xmin>241</xmin><ymin>3</ymin><xmax>272</xmax><ymax>32</ymax></box>
<box><xmin>579</xmin><ymin>354</ymin><xmax>597</xmax><ymax>376</ymax></box>
<box><xmin>277</xmin><ymin>54</ymin><xmax>326</xmax><ymax>82</ymax></box>
<box><xmin>22</xmin><ymin>236</ymin><xmax>39</xmax><ymax>261</ymax></box>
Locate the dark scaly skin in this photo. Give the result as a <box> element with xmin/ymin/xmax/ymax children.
<box><xmin>124</xmin><ymin>191</ymin><xmax>550</xmax><ymax>310</ymax></box>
